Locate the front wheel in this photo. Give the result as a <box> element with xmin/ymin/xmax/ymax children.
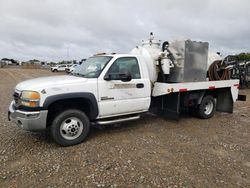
<box><xmin>198</xmin><ymin>95</ymin><xmax>216</xmax><ymax>119</ymax></box>
<box><xmin>50</xmin><ymin>109</ymin><xmax>90</xmax><ymax>146</ymax></box>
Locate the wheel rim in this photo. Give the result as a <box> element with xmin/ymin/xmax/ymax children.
<box><xmin>204</xmin><ymin>100</ymin><xmax>214</xmax><ymax>115</ymax></box>
<box><xmin>60</xmin><ymin>117</ymin><xmax>84</xmax><ymax>140</ymax></box>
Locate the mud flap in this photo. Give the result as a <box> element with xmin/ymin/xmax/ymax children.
<box><xmin>216</xmin><ymin>88</ymin><xmax>233</xmax><ymax>113</ymax></box>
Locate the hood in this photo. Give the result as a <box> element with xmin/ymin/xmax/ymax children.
<box><xmin>16</xmin><ymin>75</ymin><xmax>88</xmax><ymax>91</ymax></box>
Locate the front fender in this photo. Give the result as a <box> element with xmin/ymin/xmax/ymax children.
<box><xmin>43</xmin><ymin>92</ymin><xmax>99</xmax><ymax>120</ymax></box>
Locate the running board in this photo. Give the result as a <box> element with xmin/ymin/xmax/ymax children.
<box><xmin>96</xmin><ymin>115</ymin><xmax>140</xmax><ymax>125</ymax></box>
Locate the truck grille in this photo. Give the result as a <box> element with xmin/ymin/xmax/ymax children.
<box><xmin>13</xmin><ymin>92</ymin><xmax>20</xmax><ymax>105</ymax></box>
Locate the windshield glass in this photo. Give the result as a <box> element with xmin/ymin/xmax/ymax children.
<box><xmin>71</xmin><ymin>56</ymin><xmax>112</xmax><ymax>78</ymax></box>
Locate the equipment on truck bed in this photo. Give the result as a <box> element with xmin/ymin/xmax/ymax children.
<box><xmin>206</xmin><ymin>52</ymin><xmax>250</xmax><ymax>85</ymax></box>
<box><xmin>208</xmin><ymin>60</ymin><xmax>231</xmax><ymax>81</ymax></box>
<box><xmin>209</xmin><ymin>53</ymin><xmax>250</xmax><ymax>87</ymax></box>
<box><xmin>163</xmin><ymin>40</ymin><xmax>208</xmax><ymax>83</ymax></box>
<box><xmin>131</xmin><ymin>33</ymin><xmax>224</xmax><ymax>84</ymax></box>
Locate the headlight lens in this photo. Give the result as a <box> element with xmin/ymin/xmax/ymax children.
<box><xmin>20</xmin><ymin>91</ymin><xmax>40</xmax><ymax>107</ymax></box>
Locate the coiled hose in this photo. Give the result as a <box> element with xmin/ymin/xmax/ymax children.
<box><xmin>208</xmin><ymin>60</ymin><xmax>231</xmax><ymax>81</ymax></box>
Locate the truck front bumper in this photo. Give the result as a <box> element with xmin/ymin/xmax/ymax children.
<box><xmin>8</xmin><ymin>101</ymin><xmax>48</xmax><ymax>131</ymax></box>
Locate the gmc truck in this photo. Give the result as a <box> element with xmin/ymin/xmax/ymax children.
<box><xmin>8</xmin><ymin>34</ymin><xmax>245</xmax><ymax>146</ymax></box>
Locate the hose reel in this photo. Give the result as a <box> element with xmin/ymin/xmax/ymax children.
<box><xmin>208</xmin><ymin>60</ymin><xmax>230</xmax><ymax>81</ymax></box>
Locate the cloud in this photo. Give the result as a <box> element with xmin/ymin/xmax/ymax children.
<box><xmin>0</xmin><ymin>0</ymin><xmax>249</xmax><ymax>61</ymax></box>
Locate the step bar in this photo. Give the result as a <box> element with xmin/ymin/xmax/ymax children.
<box><xmin>96</xmin><ymin>115</ymin><xmax>140</xmax><ymax>125</ymax></box>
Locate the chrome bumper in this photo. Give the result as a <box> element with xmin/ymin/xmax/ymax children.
<box><xmin>8</xmin><ymin>101</ymin><xmax>48</xmax><ymax>131</ymax></box>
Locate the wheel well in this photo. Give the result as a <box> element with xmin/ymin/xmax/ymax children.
<box><xmin>196</xmin><ymin>88</ymin><xmax>233</xmax><ymax>113</ymax></box>
<box><xmin>181</xmin><ymin>90</ymin><xmax>218</xmax><ymax>108</ymax></box>
<box><xmin>204</xmin><ymin>87</ymin><xmax>231</xmax><ymax>99</ymax></box>
<box><xmin>46</xmin><ymin>98</ymin><xmax>91</xmax><ymax>127</ymax></box>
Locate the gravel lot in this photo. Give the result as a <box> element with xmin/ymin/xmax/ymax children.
<box><xmin>0</xmin><ymin>68</ymin><xmax>249</xmax><ymax>188</ymax></box>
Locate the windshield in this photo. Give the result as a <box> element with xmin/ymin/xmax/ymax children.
<box><xmin>71</xmin><ymin>56</ymin><xmax>112</xmax><ymax>78</ymax></box>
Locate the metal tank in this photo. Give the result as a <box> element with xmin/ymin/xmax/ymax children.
<box><xmin>166</xmin><ymin>40</ymin><xmax>209</xmax><ymax>83</ymax></box>
<box><xmin>130</xmin><ymin>33</ymin><xmax>161</xmax><ymax>83</ymax></box>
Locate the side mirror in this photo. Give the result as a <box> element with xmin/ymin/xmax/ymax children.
<box><xmin>104</xmin><ymin>74</ymin><xmax>111</xmax><ymax>81</ymax></box>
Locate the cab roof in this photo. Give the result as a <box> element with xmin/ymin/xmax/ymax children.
<box><xmin>93</xmin><ymin>53</ymin><xmax>137</xmax><ymax>58</ymax></box>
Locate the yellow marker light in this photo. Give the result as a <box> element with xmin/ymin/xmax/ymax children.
<box><xmin>21</xmin><ymin>101</ymin><xmax>38</xmax><ymax>107</ymax></box>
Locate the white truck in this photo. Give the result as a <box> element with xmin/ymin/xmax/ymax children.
<box><xmin>51</xmin><ymin>64</ymin><xmax>69</xmax><ymax>72</ymax></box>
<box><xmin>8</xmin><ymin>34</ymin><xmax>246</xmax><ymax>146</ymax></box>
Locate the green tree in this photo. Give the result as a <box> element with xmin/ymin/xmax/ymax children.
<box><xmin>237</xmin><ymin>53</ymin><xmax>250</xmax><ymax>61</ymax></box>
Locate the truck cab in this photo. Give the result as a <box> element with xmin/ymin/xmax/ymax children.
<box><xmin>9</xmin><ymin>54</ymin><xmax>151</xmax><ymax>146</ymax></box>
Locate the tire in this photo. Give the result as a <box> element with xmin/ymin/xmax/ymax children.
<box><xmin>50</xmin><ymin>109</ymin><xmax>90</xmax><ymax>146</ymax></box>
<box><xmin>55</xmin><ymin>69</ymin><xmax>58</xmax><ymax>72</ymax></box>
<box><xmin>198</xmin><ymin>95</ymin><xmax>216</xmax><ymax>119</ymax></box>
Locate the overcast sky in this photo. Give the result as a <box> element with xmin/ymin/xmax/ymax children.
<box><xmin>0</xmin><ymin>0</ymin><xmax>250</xmax><ymax>62</ymax></box>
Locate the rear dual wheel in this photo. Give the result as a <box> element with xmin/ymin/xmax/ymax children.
<box><xmin>198</xmin><ymin>95</ymin><xmax>216</xmax><ymax>119</ymax></box>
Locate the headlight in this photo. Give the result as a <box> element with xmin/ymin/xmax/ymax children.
<box><xmin>20</xmin><ymin>91</ymin><xmax>40</xmax><ymax>107</ymax></box>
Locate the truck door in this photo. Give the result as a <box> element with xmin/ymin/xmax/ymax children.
<box><xmin>97</xmin><ymin>57</ymin><xmax>151</xmax><ymax>118</ymax></box>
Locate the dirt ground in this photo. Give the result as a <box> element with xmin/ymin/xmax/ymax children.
<box><xmin>0</xmin><ymin>68</ymin><xmax>249</xmax><ymax>188</ymax></box>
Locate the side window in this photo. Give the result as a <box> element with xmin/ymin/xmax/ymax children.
<box><xmin>107</xmin><ymin>57</ymin><xmax>141</xmax><ymax>79</ymax></box>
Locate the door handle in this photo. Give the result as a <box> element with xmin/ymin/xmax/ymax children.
<box><xmin>136</xmin><ymin>83</ymin><xmax>144</xmax><ymax>88</ymax></box>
